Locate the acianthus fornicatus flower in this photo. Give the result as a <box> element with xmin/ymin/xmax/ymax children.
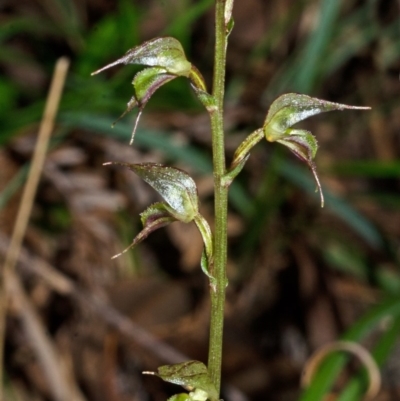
<box><xmin>92</xmin><ymin>37</ymin><xmax>210</xmax><ymax>144</ymax></box>
<box><xmin>230</xmin><ymin>93</ymin><xmax>370</xmax><ymax>206</ymax></box>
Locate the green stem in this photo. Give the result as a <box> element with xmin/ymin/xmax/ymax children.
<box><xmin>207</xmin><ymin>0</ymin><xmax>229</xmax><ymax>395</ymax></box>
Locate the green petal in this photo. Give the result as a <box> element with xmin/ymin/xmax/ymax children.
<box><xmin>105</xmin><ymin>162</ymin><xmax>199</xmax><ymax>223</ymax></box>
<box><xmin>92</xmin><ymin>36</ymin><xmax>192</xmax><ymax>77</ymax></box>
<box><xmin>264</xmin><ymin>93</ymin><xmax>370</xmax><ymax>142</ymax></box>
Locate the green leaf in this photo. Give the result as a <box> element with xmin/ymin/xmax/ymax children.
<box><xmin>162</xmin><ymin>0</ymin><xmax>214</xmax><ymax>46</ymax></box>
<box><xmin>111</xmin><ymin>202</ymin><xmax>176</xmax><ymax>259</ymax></box>
<box><xmin>105</xmin><ymin>162</ymin><xmax>199</xmax><ymax>223</ymax></box>
<box><xmin>275</xmin><ymin>158</ymin><xmax>384</xmax><ymax>249</ymax></box>
<box><xmin>335</xmin><ymin>317</ymin><xmax>400</xmax><ymax>401</ymax></box>
<box><xmin>145</xmin><ymin>361</ymin><xmax>218</xmax><ymax>401</ymax></box>
<box><xmin>331</xmin><ymin>160</ymin><xmax>400</xmax><ymax>178</ymax></box>
<box><xmin>302</xmin><ymin>341</ymin><xmax>380</xmax><ymax>401</ymax></box>
<box><xmin>294</xmin><ymin>0</ymin><xmax>342</xmax><ymax>92</ymax></box>
<box><xmin>299</xmin><ymin>297</ymin><xmax>400</xmax><ymax>401</ymax></box>
<box><xmin>91</xmin><ymin>36</ymin><xmax>192</xmax><ymax>77</ymax></box>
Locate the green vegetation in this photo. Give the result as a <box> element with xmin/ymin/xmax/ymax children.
<box><xmin>1</xmin><ymin>1</ymin><xmax>400</xmax><ymax>400</ymax></box>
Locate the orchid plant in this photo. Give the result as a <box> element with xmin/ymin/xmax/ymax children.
<box><xmin>92</xmin><ymin>1</ymin><xmax>369</xmax><ymax>400</ymax></box>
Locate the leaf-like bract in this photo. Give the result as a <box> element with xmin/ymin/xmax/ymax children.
<box><xmin>188</xmin><ymin>65</ymin><xmax>216</xmax><ymax>112</ymax></box>
<box><xmin>148</xmin><ymin>361</ymin><xmax>218</xmax><ymax>401</ymax></box>
<box><xmin>230</xmin><ymin>129</ymin><xmax>263</xmax><ymax>171</ymax></box>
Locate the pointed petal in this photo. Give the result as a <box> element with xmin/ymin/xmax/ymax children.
<box><xmin>92</xmin><ymin>37</ymin><xmax>191</xmax><ymax>76</ymax></box>
<box><xmin>264</xmin><ymin>93</ymin><xmax>370</xmax><ymax>141</ymax></box>
<box><xmin>105</xmin><ymin>163</ymin><xmax>199</xmax><ymax>222</ymax></box>
<box><xmin>111</xmin><ymin>202</ymin><xmax>176</xmax><ymax>259</ymax></box>
<box><xmin>277</xmin><ymin>129</ymin><xmax>324</xmax><ymax>207</ymax></box>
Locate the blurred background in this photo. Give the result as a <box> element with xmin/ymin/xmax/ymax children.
<box><xmin>1</xmin><ymin>0</ymin><xmax>400</xmax><ymax>400</ymax></box>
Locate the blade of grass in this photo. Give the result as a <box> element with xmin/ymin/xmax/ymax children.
<box><xmin>163</xmin><ymin>0</ymin><xmax>214</xmax><ymax>46</ymax></box>
<box><xmin>336</xmin><ymin>316</ymin><xmax>400</xmax><ymax>401</ymax></box>
<box><xmin>0</xmin><ymin>113</ymin><xmax>255</xmax><ymax>218</ymax></box>
<box><xmin>0</xmin><ymin>131</ymin><xmax>68</xmax><ymax>212</ymax></box>
<box><xmin>40</xmin><ymin>0</ymin><xmax>84</xmax><ymax>51</ymax></box>
<box><xmin>0</xmin><ymin>165</ymin><xmax>29</xmax><ymax>211</ymax></box>
<box><xmin>275</xmin><ymin>158</ymin><xmax>384</xmax><ymax>249</ymax></box>
<box><xmin>264</xmin><ymin>1</ymin><xmax>382</xmax><ymax>96</ymax></box>
<box><xmin>300</xmin><ymin>296</ymin><xmax>400</xmax><ymax>401</ymax></box>
<box><xmin>294</xmin><ymin>0</ymin><xmax>342</xmax><ymax>92</ymax></box>
<box><xmin>331</xmin><ymin>160</ymin><xmax>400</xmax><ymax>178</ymax></box>
<box><xmin>250</xmin><ymin>0</ymin><xmax>309</xmax><ymax>60</ymax></box>
<box><xmin>239</xmin><ymin>149</ymin><xmax>283</xmax><ymax>253</ymax></box>
<box><xmin>0</xmin><ymin>57</ymin><xmax>69</xmax><ymax>400</ymax></box>
<box><xmin>322</xmin><ymin>242</ymin><xmax>369</xmax><ymax>281</ymax></box>
<box><xmin>324</xmin><ymin>15</ymin><xmax>400</xmax><ymax>76</ymax></box>
<box><xmin>64</xmin><ymin>113</ymin><xmax>212</xmax><ymax>172</ymax></box>
<box><xmin>60</xmin><ymin>112</ymin><xmax>255</xmax><ymax>218</ymax></box>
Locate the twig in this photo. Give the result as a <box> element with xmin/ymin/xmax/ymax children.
<box><xmin>0</xmin><ymin>233</ymin><xmax>249</xmax><ymax>401</ymax></box>
<box><xmin>0</xmin><ymin>57</ymin><xmax>69</xmax><ymax>400</ymax></box>
<box><xmin>6</xmin><ymin>271</ymin><xmax>84</xmax><ymax>401</ymax></box>
<box><xmin>0</xmin><ymin>231</ymin><xmax>187</xmax><ymax>365</ymax></box>
<box><xmin>301</xmin><ymin>340</ymin><xmax>381</xmax><ymax>400</ymax></box>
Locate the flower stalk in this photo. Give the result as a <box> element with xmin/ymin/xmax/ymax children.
<box><xmin>207</xmin><ymin>0</ymin><xmax>230</xmax><ymax>394</ymax></box>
